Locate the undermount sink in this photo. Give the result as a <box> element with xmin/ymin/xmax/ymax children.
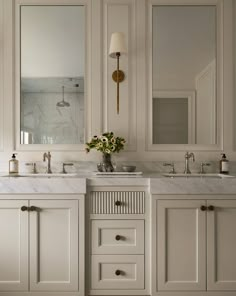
<box><xmin>1</xmin><ymin>173</ymin><xmax>77</xmax><ymax>178</ymax></box>
<box><xmin>163</xmin><ymin>173</ymin><xmax>235</xmax><ymax>178</ymax></box>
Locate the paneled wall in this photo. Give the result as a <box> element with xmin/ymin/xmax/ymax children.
<box><xmin>0</xmin><ymin>0</ymin><xmax>3</xmax><ymax>152</ymax></box>
<box><xmin>0</xmin><ymin>0</ymin><xmax>235</xmax><ymax>163</ymax></box>
<box><xmin>103</xmin><ymin>0</ymin><xmax>137</xmax><ymax>151</ymax></box>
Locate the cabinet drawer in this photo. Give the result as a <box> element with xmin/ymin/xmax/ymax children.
<box><xmin>91</xmin><ymin>255</ymin><xmax>144</xmax><ymax>290</ymax></box>
<box><xmin>90</xmin><ymin>191</ymin><xmax>145</xmax><ymax>214</ymax></box>
<box><xmin>91</xmin><ymin>220</ymin><xmax>144</xmax><ymax>254</ymax></box>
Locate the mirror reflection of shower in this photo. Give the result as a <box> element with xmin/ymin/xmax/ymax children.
<box><xmin>56</xmin><ymin>86</ymin><xmax>70</xmax><ymax>107</ymax></box>
<box><xmin>20</xmin><ymin>77</ymin><xmax>84</xmax><ymax>144</ymax></box>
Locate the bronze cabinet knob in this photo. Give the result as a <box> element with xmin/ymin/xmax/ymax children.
<box><xmin>29</xmin><ymin>206</ymin><xmax>38</xmax><ymax>211</ymax></box>
<box><xmin>208</xmin><ymin>205</ymin><xmax>215</xmax><ymax>211</ymax></box>
<box><xmin>115</xmin><ymin>201</ymin><xmax>122</xmax><ymax>206</ymax></box>
<box><xmin>115</xmin><ymin>270</ymin><xmax>121</xmax><ymax>276</ymax></box>
<box><xmin>200</xmin><ymin>205</ymin><xmax>207</xmax><ymax>211</ymax></box>
<box><xmin>21</xmin><ymin>206</ymin><xmax>28</xmax><ymax>211</ymax></box>
<box><xmin>115</xmin><ymin>235</ymin><xmax>121</xmax><ymax>241</ymax></box>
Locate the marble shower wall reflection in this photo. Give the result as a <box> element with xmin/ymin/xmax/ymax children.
<box><xmin>20</xmin><ymin>77</ymin><xmax>84</xmax><ymax>144</ymax></box>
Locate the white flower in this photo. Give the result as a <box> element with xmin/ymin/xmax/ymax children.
<box><xmin>105</xmin><ymin>148</ymin><xmax>111</xmax><ymax>154</ymax></box>
<box><xmin>111</xmin><ymin>137</ymin><xmax>116</xmax><ymax>143</ymax></box>
<box><xmin>111</xmin><ymin>145</ymin><xmax>116</xmax><ymax>151</ymax></box>
<box><xmin>101</xmin><ymin>136</ymin><xmax>108</xmax><ymax>143</ymax></box>
<box><xmin>97</xmin><ymin>142</ymin><xmax>103</xmax><ymax>148</ymax></box>
<box><xmin>93</xmin><ymin>135</ymin><xmax>98</xmax><ymax>140</ymax></box>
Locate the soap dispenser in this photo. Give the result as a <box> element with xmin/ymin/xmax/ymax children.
<box><xmin>220</xmin><ymin>153</ymin><xmax>229</xmax><ymax>174</ymax></box>
<box><xmin>9</xmin><ymin>153</ymin><xmax>19</xmax><ymax>174</ymax></box>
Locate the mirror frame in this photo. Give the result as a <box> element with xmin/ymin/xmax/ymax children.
<box><xmin>147</xmin><ymin>0</ymin><xmax>224</xmax><ymax>151</ymax></box>
<box><xmin>14</xmin><ymin>0</ymin><xmax>90</xmax><ymax>151</ymax></box>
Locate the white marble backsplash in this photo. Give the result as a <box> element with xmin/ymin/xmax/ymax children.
<box><xmin>0</xmin><ymin>160</ymin><xmax>235</xmax><ymax>174</ymax></box>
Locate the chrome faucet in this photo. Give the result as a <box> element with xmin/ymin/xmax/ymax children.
<box><xmin>184</xmin><ymin>151</ymin><xmax>195</xmax><ymax>174</ymax></box>
<box><xmin>43</xmin><ymin>151</ymin><xmax>52</xmax><ymax>174</ymax></box>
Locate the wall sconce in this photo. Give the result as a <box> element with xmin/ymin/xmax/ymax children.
<box><xmin>109</xmin><ymin>32</ymin><xmax>127</xmax><ymax>114</ymax></box>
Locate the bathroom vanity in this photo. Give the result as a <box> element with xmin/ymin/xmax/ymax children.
<box><xmin>0</xmin><ymin>175</ymin><xmax>236</xmax><ymax>296</ymax></box>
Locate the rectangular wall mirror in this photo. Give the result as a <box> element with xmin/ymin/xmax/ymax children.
<box><xmin>17</xmin><ymin>4</ymin><xmax>85</xmax><ymax>147</ymax></box>
<box><xmin>148</xmin><ymin>1</ymin><xmax>222</xmax><ymax>150</ymax></box>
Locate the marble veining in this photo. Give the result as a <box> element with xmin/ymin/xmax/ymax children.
<box><xmin>21</xmin><ymin>91</ymin><xmax>84</xmax><ymax>144</ymax></box>
<box><xmin>150</xmin><ymin>177</ymin><xmax>236</xmax><ymax>194</ymax></box>
<box><xmin>0</xmin><ymin>173</ymin><xmax>236</xmax><ymax>194</ymax></box>
<box><xmin>0</xmin><ymin>177</ymin><xmax>86</xmax><ymax>194</ymax></box>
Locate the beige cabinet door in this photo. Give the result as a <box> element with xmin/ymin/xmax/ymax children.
<box><xmin>29</xmin><ymin>200</ymin><xmax>78</xmax><ymax>291</ymax></box>
<box><xmin>0</xmin><ymin>200</ymin><xmax>28</xmax><ymax>291</ymax></box>
<box><xmin>207</xmin><ymin>200</ymin><xmax>236</xmax><ymax>290</ymax></box>
<box><xmin>157</xmin><ymin>200</ymin><xmax>206</xmax><ymax>291</ymax></box>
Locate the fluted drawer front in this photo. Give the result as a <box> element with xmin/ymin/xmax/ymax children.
<box><xmin>91</xmin><ymin>255</ymin><xmax>144</xmax><ymax>290</ymax></box>
<box><xmin>90</xmin><ymin>191</ymin><xmax>145</xmax><ymax>214</ymax></box>
<box><xmin>91</xmin><ymin>220</ymin><xmax>144</xmax><ymax>254</ymax></box>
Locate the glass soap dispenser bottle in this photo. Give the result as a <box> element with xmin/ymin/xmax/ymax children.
<box><xmin>9</xmin><ymin>153</ymin><xmax>19</xmax><ymax>174</ymax></box>
<box><xmin>220</xmin><ymin>153</ymin><xmax>229</xmax><ymax>174</ymax></box>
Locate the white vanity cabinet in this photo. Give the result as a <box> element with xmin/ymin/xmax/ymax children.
<box><xmin>0</xmin><ymin>195</ymin><xmax>85</xmax><ymax>296</ymax></box>
<box><xmin>89</xmin><ymin>187</ymin><xmax>149</xmax><ymax>295</ymax></box>
<box><xmin>152</xmin><ymin>195</ymin><xmax>236</xmax><ymax>295</ymax></box>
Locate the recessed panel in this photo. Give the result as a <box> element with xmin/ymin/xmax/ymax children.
<box><xmin>0</xmin><ymin>209</ymin><xmax>20</xmax><ymax>281</ymax></box>
<box><xmin>38</xmin><ymin>209</ymin><xmax>70</xmax><ymax>282</ymax></box>
<box><xmin>91</xmin><ymin>255</ymin><xmax>144</xmax><ymax>290</ymax></box>
<box><xmin>166</xmin><ymin>208</ymin><xmax>197</xmax><ymax>282</ymax></box>
<box><xmin>215</xmin><ymin>208</ymin><xmax>236</xmax><ymax>281</ymax></box>
<box><xmin>92</xmin><ymin>220</ymin><xmax>144</xmax><ymax>254</ymax></box>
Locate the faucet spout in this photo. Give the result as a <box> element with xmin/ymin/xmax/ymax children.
<box><xmin>43</xmin><ymin>151</ymin><xmax>52</xmax><ymax>174</ymax></box>
<box><xmin>184</xmin><ymin>151</ymin><xmax>195</xmax><ymax>174</ymax></box>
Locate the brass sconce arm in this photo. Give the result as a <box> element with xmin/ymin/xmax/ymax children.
<box><xmin>112</xmin><ymin>52</ymin><xmax>125</xmax><ymax>114</ymax></box>
<box><xmin>109</xmin><ymin>32</ymin><xmax>127</xmax><ymax>114</ymax></box>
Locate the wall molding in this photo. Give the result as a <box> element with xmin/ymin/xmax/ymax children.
<box><xmin>0</xmin><ymin>0</ymin><xmax>4</xmax><ymax>151</ymax></box>
<box><xmin>103</xmin><ymin>0</ymin><xmax>137</xmax><ymax>151</ymax></box>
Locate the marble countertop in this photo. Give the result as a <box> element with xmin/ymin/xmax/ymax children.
<box><xmin>0</xmin><ymin>176</ymin><xmax>87</xmax><ymax>194</ymax></box>
<box><xmin>0</xmin><ymin>172</ymin><xmax>236</xmax><ymax>194</ymax></box>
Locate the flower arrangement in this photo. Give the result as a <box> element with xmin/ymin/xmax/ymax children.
<box><xmin>85</xmin><ymin>132</ymin><xmax>126</xmax><ymax>154</ymax></box>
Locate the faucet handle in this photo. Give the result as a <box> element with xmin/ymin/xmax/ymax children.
<box><xmin>62</xmin><ymin>163</ymin><xmax>74</xmax><ymax>174</ymax></box>
<box><xmin>185</xmin><ymin>151</ymin><xmax>195</xmax><ymax>161</ymax></box>
<box><xmin>163</xmin><ymin>162</ymin><xmax>176</xmax><ymax>174</ymax></box>
<box><xmin>199</xmin><ymin>162</ymin><xmax>211</xmax><ymax>174</ymax></box>
<box><xmin>25</xmin><ymin>162</ymin><xmax>38</xmax><ymax>174</ymax></box>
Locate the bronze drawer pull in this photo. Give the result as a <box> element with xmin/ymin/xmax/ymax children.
<box><xmin>200</xmin><ymin>205</ymin><xmax>207</xmax><ymax>211</ymax></box>
<box><xmin>29</xmin><ymin>206</ymin><xmax>39</xmax><ymax>211</ymax></box>
<box><xmin>115</xmin><ymin>270</ymin><xmax>121</xmax><ymax>276</ymax></box>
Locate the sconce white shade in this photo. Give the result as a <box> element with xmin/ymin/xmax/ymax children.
<box><xmin>109</xmin><ymin>32</ymin><xmax>127</xmax><ymax>58</ymax></box>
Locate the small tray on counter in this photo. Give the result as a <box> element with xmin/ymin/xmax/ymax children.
<box><xmin>94</xmin><ymin>171</ymin><xmax>143</xmax><ymax>175</ymax></box>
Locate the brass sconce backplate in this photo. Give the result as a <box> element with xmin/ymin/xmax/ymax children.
<box><xmin>112</xmin><ymin>70</ymin><xmax>125</xmax><ymax>83</ymax></box>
